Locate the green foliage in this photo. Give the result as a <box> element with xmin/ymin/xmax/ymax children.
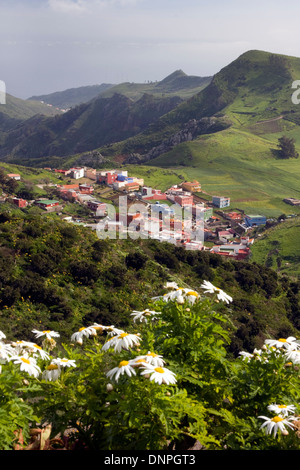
<box><xmin>277</xmin><ymin>136</ymin><xmax>299</xmax><ymax>159</ymax></box>
<box><xmin>1</xmin><ymin>283</ymin><xmax>300</xmax><ymax>451</ymax></box>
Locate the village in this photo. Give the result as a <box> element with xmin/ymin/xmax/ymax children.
<box><xmin>4</xmin><ymin>166</ymin><xmax>269</xmax><ymax>259</ymax></box>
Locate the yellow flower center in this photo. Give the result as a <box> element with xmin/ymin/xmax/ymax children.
<box><xmin>186</xmin><ymin>291</ymin><xmax>198</xmax><ymax>297</ymax></box>
<box><xmin>119</xmin><ymin>360</ymin><xmax>129</xmax><ymax>367</ymax></box>
<box><xmin>272</xmin><ymin>416</ymin><xmax>284</xmax><ymax>423</ymax></box>
<box><xmin>279</xmin><ymin>338</ymin><xmax>287</xmax><ymax>343</ymax></box>
<box><xmin>79</xmin><ymin>327</ymin><xmax>86</xmax><ymax>332</ymax></box>
<box><xmin>147</xmin><ymin>352</ymin><xmax>157</xmax><ymax>358</ymax></box>
<box><xmin>135</xmin><ymin>359</ymin><xmax>146</xmax><ymax>363</ymax></box>
<box><xmin>47</xmin><ymin>364</ymin><xmax>59</xmax><ymax>370</ymax></box>
<box><xmin>119</xmin><ymin>333</ymin><xmax>128</xmax><ymax>338</ymax></box>
<box><xmin>43</xmin><ymin>330</ymin><xmax>51</xmax><ymax>334</ymax></box>
<box><xmin>34</xmin><ymin>344</ymin><xmax>42</xmax><ymax>350</ymax></box>
<box><xmin>21</xmin><ymin>357</ymin><xmax>30</xmax><ymax>365</ymax></box>
<box><xmin>278</xmin><ymin>405</ymin><xmax>287</xmax><ymax>409</ymax></box>
<box><xmin>154</xmin><ymin>367</ymin><xmax>165</xmax><ymax>374</ymax></box>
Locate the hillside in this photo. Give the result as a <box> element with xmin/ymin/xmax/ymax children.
<box><xmin>28</xmin><ymin>83</ymin><xmax>115</xmax><ymax>110</ymax></box>
<box><xmin>99</xmin><ymin>70</ymin><xmax>212</xmax><ymax>101</ymax></box>
<box><xmin>0</xmin><ymin>93</ymin><xmax>62</xmax><ymax>142</ymax></box>
<box><xmin>28</xmin><ymin>71</ymin><xmax>211</xmax><ymax>110</ymax></box>
<box><xmin>92</xmin><ymin>50</ymin><xmax>300</xmax><ymax>217</ymax></box>
<box><xmin>0</xmin><ymin>203</ymin><xmax>299</xmax><ymax>353</ymax></box>
<box><xmin>0</xmin><ymin>93</ymin><xmax>184</xmax><ymax>164</ymax></box>
<box><xmin>250</xmin><ymin>217</ymin><xmax>300</xmax><ymax>277</ymax></box>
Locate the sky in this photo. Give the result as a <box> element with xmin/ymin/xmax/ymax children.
<box><xmin>1</xmin><ymin>0</ymin><xmax>300</xmax><ymax>99</ymax></box>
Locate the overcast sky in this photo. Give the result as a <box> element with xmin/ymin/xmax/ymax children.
<box><xmin>1</xmin><ymin>0</ymin><xmax>300</xmax><ymax>99</ymax></box>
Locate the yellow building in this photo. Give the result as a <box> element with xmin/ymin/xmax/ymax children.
<box><xmin>181</xmin><ymin>181</ymin><xmax>201</xmax><ymax>192</ymax></box>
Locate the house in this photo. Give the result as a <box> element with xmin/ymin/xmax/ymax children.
<box><xmin>181</xmin><ymin>181</ymin><xmax>201</xmax><ymax>192</ymax></box>
<box><xmin>58</xmin><ymin>184</ymin><xmax>79</xmax><ymax>191</ymax></box>
<box><xmin>141</xmin><ymin>187</ymin><xmax>167</xmax><ymax>200</ymax></box>
<box><xmin>174</xmin><ymin>195</ymin><xmax>194</xmax><ymax>207</ymax></box>
<box><xmin>212</xmin><ymin>196</ymin><xmax>230</xmax><ymax>208</ymax></box>
<box><xmin>35</xmin><ymin>199</ymin><xmax>60</xmax><ymax>211</ymax></box>
<box><xmin>244</xmin><ymin>214</ymin><xmax>267</xmax><ymax>227</ymax></box>
<box><xmin>11</xmin><ymin>198</ymin><xmax>28</xmax><ymax>208</ymax></box>
<box><xmin>84</xmin><ymin>168</ymin><xmax>97</xmax><ymax>180</ymax></box>
<box><xmin>192</xmin><ymin>205</ymin><xmax>213</xmax><ymax>221</ymax></box>
<box><xmin>218</xmin><ymin>230</ymin><xmax>234</xmax><ymax>241</ymax></box>
<box><xmin>7</xmin><ymin>173</ymin><xmax>21</xmax><ymax>181</ymax></box>
<box><xmin>151</xmin><ymin>202</ymin><xmax>175</xmax><ymax>217</ymax></box>
<box><xmin>87</xmin><ymin>200</ymin><xmax>107</xmax><ymax>216</ymax></box>
<box><xmin>79</xmin><ymin>184</ymin><xmax>94</xmax><ymax>194</ymax></box>
<box><xmin>59</xmin><ymin>189</ymin><xmax>78</xmax><ymax>201</ymax></box>
<box><xmin>124</xmin><ymin>182</ymin><xmax>140</xmax><ymax>192</ymax></box>
<box><xmin>69</xmin><ymin>167</ymin><xmax>85</xmax><ymax>179</ymax></box>
<box><xmin>54</xmin><ymin>169</ymin><xmax>71</xmax><ymax>176</ymax></box>
<box><xmin>210</xmin><ymin>244</ymin><xmax>250</xmax><ymax>260</ymax></box>
<box><xmin>224</xmin><ymin>211</ymin><xmax>243</xmax><ymax>221</ymax></box>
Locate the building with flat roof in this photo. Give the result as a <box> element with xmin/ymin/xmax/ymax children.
<box><xmin>244</xmin><ymin>214</ymin><xmax>267</xmax><ymax>227</ymax></box>
<box><xmin>212</xmin><ymin>196</ymin><xmax>230</xmax><ymax>208</ymax></box>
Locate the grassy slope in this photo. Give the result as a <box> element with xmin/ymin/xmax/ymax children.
<box><xmin>142</xmin><ymin>51</ymin><xmax>300</xmax><ymax>217</ymax></box>
<box><xmin>2</xmin><ymin>94</ymin><xmax>62</xmax><ymax>121</ymax></box>
<box><xmin>251</xmin><ymin>218</ymin><xmax>300</xmax><ymax>276</ymax></box>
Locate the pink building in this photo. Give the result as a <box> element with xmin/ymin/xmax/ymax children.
<box><xmin>174</xmin><ymin>195</ymin><xmax>194</xmax><ymax>207</ymax></box>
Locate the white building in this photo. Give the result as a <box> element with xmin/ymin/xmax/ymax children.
<box><xmin>70</xmin><ymin>168</ymin><xmax>85</xmax><ymax>179</ymax></box>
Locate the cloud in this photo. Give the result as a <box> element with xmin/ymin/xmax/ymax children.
<box><xmin>47</xmin><ymin>0</ymin><xmax>87</xmax><ymax>13</ymax></box>
<box><xmin>47</xmin><ymin>0</ymin><xmax>142</xmax><ymax>14</ymax></box>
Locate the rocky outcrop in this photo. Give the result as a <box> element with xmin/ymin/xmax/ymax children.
<box><xmin>134</xmin><ymin>116</ymin><xmax>231</xmax><ymax>162</ymax></box>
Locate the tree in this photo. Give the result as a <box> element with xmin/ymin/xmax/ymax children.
<box><xmin>277</xmin><ymin>136</ymin><xmax>299</xmax><ymax>159</ymax></box>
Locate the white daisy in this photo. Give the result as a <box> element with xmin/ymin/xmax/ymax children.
<box><xmin>154</xmin><ymin>287</ymin><xmax>199</xmax><ymax>305</ymax></box>
<box><xmin>71</xmin><ymin>326</ymin><xmax>97</xmax><ymax>344</ymax></box>
<box><xmin>101</xmin><ymin>335</ymin><xmax>119</xmax><ymax>351</ymax></box>
<box><xmin>9</xmin><ymin>354</ymin><xmax>41</xmax><ymax>378</ymax></box>
<box><xmin>264</xmin><ymin>337</ymin><xmax>299</xmax><ymax>350</ymax></box>
<box><xmin>184</xmin><ymin>290</ymin><xmax>200</xmax><ymax>305</ymax></box>
<box><xmin>200</xmin><ymin>280</ymin><xmax>233</xmax><ymax>304</ymax></box>
<box><xmin>140</xmin><ymin>364</ymin><xmax>177</xmax><ymax>385</ymax></box>
<box><xmin>106</xmin><ymin>360</ymin><xmax>136</xmax><ymax>382</ymax></box>
<box><xmin>239</xmin><ymin>351</ymin><xmax>254</xmax><ymax>361</ymax></box>
<box><xmin>32</xmin><ymin>329</ymin><xmax>60</xmax><ymax>340</ymax></box>
<box><xmin>0</xmin><ymin>331</ymin><xmax>6</xmax><ymax>340</ymax></box>
<box><xmin>239</xmin><ymin>349</ymin><xmax>263</xmax><ymax>361</ymax></box>
<box><xmin>104</xmin><ymin>326</ymin><xmax>125</xmax><ymax>337</ymax></box>
<box><xmin>102</xmin><ymin>332</ymin><xmax>141</xmax><ymax>353</ymax></box>
<box><xmin>285</xmin><ymin>349</ymin><xmax>300</xmax><ymax>364</ymax></box>
<box><xmin>52</xmin><ymin>358</ymin><xmax>76</xmax><ymax>368</ymax></box>
<box><xmin>0</xmin><ymin>341</ymin><xmax>14</xmax><ymax>361</ymax></box>
<box><xmin>130</xmin><ymin>309</ymin><xmax>161</xmax><ymax>323</ymax></box>
<box><xmin>136</xmin><ymin>351</ymin><xmax>165</xmax><ymax>367</ymax></box>
<box><xmin>258</xmin><ymin>414</ymin><xmax>296</xmax><ymax>437</ymax></box>
<box><xmin>21</xmin><ymin>341</ymin><xmax>50</xmax><ymax>360</ymax></box>
<box><xmin>42</xmin><ymin>363</ymin><xmax>61</xmax><ymax>382</ymax></box>
<box><xmin>267</xmin><ymin>404</ymin><xmax>297</xmax><ymax>417</ymax></box>
<box><xmin>164</xmin><ymin>282</ymin><xmax>180</xmax><ymax>290</ymax></box>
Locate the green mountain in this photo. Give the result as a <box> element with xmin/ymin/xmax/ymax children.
<box><xmin>2</xmin><ymin>50</ymin><xmax>300</xmax><ymax>220</ymax></box>
<box><xmin>92</xmin><ymin>50</ymin><xmax>300</xmax><ymax>218</ymax></box>
<box><xmin>27</xmin><ymin>71</ymin><xmax>211</xmax><ymax>110</ymax></box>
<box><xmin>0</xmin><ymin>70</ymin><xmax>213</xmax><ymax>164</ymax></box>
<box><xmin>28</xmin><ymin>83</ymin><xmax>115</xmax><ymax>110</ymax></box>
<box><xmin>99</xmin><ymin>70</ymin><xmax>212</xmax><ymax>101</ymax></box>
<box><xmin>0</xmin><ymin>92</ymin><xmax>184</xmax><ymax>164</ymax></box>
<box><xmin>0</xmin><ymin>93</ymin><xmax>62</xmax><ymax>141</ymax></box>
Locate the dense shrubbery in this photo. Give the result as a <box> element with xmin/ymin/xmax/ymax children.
<box><xmin>0</xmin><ymin>210</ymin><xmax>299</xmax><ymax>351</ymax></box>
<box><xmin>1</xmin><ymin>282</ymin><xmax>300</xmax><ymax>450</ymax></box>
